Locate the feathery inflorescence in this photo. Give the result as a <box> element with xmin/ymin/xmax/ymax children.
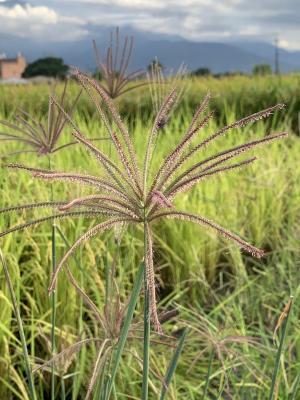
<box><xmin>93</xmin><ymin>27</ymin><xmax>146</xmax><ymax>99</ymax></box>
<box><xmin>0</xmin><ymin>71</ymin><xmax>287</xmax><ymax>332</ymax></box>
<box><xmin>0</xmin><ymin>81</ymin><xmax>82</xmax><ymax>157</ymax></box>
<box><xmin>147</xmin><ymin>59</ymin><xmax>187</xmax><ymax>116</ymax></box>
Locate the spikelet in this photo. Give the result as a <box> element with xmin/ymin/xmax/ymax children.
<box><xmin>0</xmin><ymin>211</ymin><xmax>109</xmax><ymax>239</ymax></box>
<box><xmin>171</xmin><ymin>131</ymin><xmax>288</xmax><ymax>186</ymax></box>
<box><xmin>150</xmin><ymin>211</ymin><xmax>265</xmax><ymax>259</ymax></box>
<box><xmin>151</xmin><ymin>190</ymin><xmax>173</xmax><ymax>209</ymax></box>
<box><xmin>168</xmin><ymin>158</ymin><xmax>257</xmax><ymax>197</ymax></box>
<box><xmin>33</xmin><ymin>338</ymin><xmax>101</xmax><ymax>374</ymax></box>
<box><xmin>0</xmin><ymin>201</ymin><xmax>66</xmax><ymax>215</ymax></box>
<box><xmin>182</xmin><ymin>104</ymin><xmax>286</xmax><ymax>164</ymax></box>
<box><xmin>151</xmin><ymin>111</ymin><xmax>214</xmax><ymax>194</ymax></box>
<box><xmin>49</xmin><ymin>218</ymin><xmax>135</xmax><ymax>293</ymax></box>
<box><xmin>59</xmin><ymin>195</ymin><xmax>139</xmax><ymax>219</ymax></box>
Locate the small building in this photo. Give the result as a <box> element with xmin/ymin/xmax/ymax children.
<box><xmin>0</xmin><ymin>53</ymin><xmax>27</xmax><ymax>80</ymax></box>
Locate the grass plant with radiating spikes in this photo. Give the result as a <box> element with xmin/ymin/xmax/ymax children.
<box><xmin>147</xmin><ymin>58</ymin><xmax>187</xmax><ymax>116</ymax></box>
<box><xmin>93</xmin><ymin>27</ymin><xmax>146</xmax><ymax>99</ymax></box>
<box><xmin>0</xmin><ymin>81</ymin><xmax>82</xmax><ymax>158</ymax></box>
<box><xmin>0</xmin><ymin>77</ymin><xmax>298</xmax><ymax>398</ymax></box>
<box><xmin>0</xmin><ymin>69</ymin><xmax>287</xmax><ymax>336</ymax></box>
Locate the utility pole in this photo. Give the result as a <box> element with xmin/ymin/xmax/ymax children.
<box><xmin>275</xmin><ymin>36</ymin><xmax>279</xmax><ymax>75</ymax></box>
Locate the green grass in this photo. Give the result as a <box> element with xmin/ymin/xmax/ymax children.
<box><xmin>1</xmin><ymin>74</ymin><xmax>300</xmax><ymax>132</ymax></box>
<box><xmin>0</xmin><ymin>75</ymin><xmax>299</xmax><ymax>399</ymax></box>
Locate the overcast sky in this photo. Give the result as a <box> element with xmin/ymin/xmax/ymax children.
<box><xmin>1</xmin><ymin>0</ymin><xmax>300</xmax><ymax>50</ymax></box>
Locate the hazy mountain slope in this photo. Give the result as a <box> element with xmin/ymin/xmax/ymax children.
<box><xmin>1</xmin><ymin>29</ymin><xmax>299</xmax><ymax>73</ymax></box>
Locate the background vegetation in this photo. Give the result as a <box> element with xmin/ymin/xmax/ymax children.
<box><xmin>0</xmin><ymin>74</ymin><xmax>299</xmax><ymax>399</ymax></box>
<box><xmin>22</xmin><ymin>57</ymin><xmax>69</xmax><ymax>79</ymax></box>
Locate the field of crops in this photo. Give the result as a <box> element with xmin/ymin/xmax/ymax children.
<box><xmin>0</xmin><ymin>74</ymin><xmax>300</xmax><ymax>399</ymax></box>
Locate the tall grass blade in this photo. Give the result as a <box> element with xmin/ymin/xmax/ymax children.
<box><xmin>0</xmin><ymin>249</ymin><xmax>37</xmax><ymax>400</ymax></box>
<box><xmin>105</xmin><ymin>261</ymin><xmax>144</xmax><ymax>399</ymax></box>
<box><xmin>269</xmin><ymin>296</ymin><xmax>294</xmax><ymax>400</ymax></box>
<box><xmin>202</xmin><ymin>348</ymin><xmax>214</xmax><ymax>400</ymax></box>
<box><xmin>290</xmin><ymin>370</ymin><xmax>300</xmax><ymax>400</ymax></box>
<box><xmin>160</xmin><ymin>328</ymin><xmax>187</xmax><ymax>400</ymax></box>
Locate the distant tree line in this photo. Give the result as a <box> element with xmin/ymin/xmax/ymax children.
<box><xmin>145</xmin><ymin>61</ymin><xmax>274</xmax><ymax>78</ymax></box>
<box><xmin>22</xmin><ymin>57</ymin><xmax>69</xmax><ymax>79</ymax></box>
<box><xmin>190</xmin><ymin>63</ymin><xmax>273</xmax><ymax>78</ymax></box>
<box><xmin>22</xmin><ymin>56</ymin><xmax>274</xmax><ymax>80</ymax></box>
<box><xmin>252</xmin><ymin>64</ymin><xmax>272</xmax><ymax>75</ymax></box>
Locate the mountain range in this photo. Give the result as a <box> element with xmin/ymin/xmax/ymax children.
<box><xmin>1</xmin><ymin>26</ymin><xmax>300</xmax><ymax>74</ymax></box>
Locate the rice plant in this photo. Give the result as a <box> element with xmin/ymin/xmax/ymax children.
<box><xmin>0</xmin><ymin>80</ymin><xmax>82</xmax><ymax>399</ymax></box>
<box><xmin>0</xmin><ymin>250</ymin><xmax>37</xmax><ymax>400</ymax></box>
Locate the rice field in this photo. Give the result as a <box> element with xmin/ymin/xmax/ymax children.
<box><xmin>0</xmin><ymin>74</ymin><xmax>300</xmax><ymax>399</ymax></box>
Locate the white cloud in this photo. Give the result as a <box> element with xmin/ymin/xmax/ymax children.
<box><xmin>68</xmin><ymin>0</ymin><xmax>235</xmax><ymax>12</ymax></box>
<box><xmin>84</xmin><ymin>0</ymin><xmax>164</xmax><ymax>9</ymax></box>
<box><xmin>71</xmin><ymin>0</ymin><xmax>300</xmax><ymax>49</ymax></box>
<box><xmin>2</xmin><ymin>0</ymin><xmax>300</xmax><ymax>49</ymax></box>
<box><xmin>0</xmin><ymin>3</ymin><xmax>88</xmax><ymax>41</ymax></box>
<box><xmin>0</xmin><ymin>4</ymin><xmax>57</xmax><ymax>22</ymax></box>
<box><xmin>279</xmin><ymin>39</ymin><xmax>290</xmax><ymax>49</ymax></box>
<box><xmin>86</xmin><ymin>1</ymin><xmax>238</xmax><ymax>42</ymax></box>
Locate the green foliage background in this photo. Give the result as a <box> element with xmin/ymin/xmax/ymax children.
<box><xmin>22</xmin><ymin>57</ymin><xmax>69</xmax><ymax>79</ymax></box>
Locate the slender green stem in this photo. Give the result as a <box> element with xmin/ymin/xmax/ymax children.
<box><xmin>202</xmin><ymin>348</ymin><xmax>214</xmax><ymax>400</ymax></box>
<box><xmin>0</xmin><ymin>250</ymin><xmax>37</xmax><ymax>400</ymax></box>
<box><xmin>103</xmin><ymin>377</ymin><xmax>110</xmax><ymax>400</ymax></box>
<box><xmin>269</xmin><ymin>296</ymin><xmax>294</xmax><ymax>400</ymax></box>
<box><xmin>142</xmin><ymin>273</ymin><xmax>150</xmax><ymax>399</ymax></box>
<box><xmin>102</xmin><ymin>347</ymin><xmax>113</xmax><ymax>399</ymax></box>
<box><xmin>55</xmin><ymin>226</ymin><xmax>83</xmax><ymax>273</ymax></box>
<box><xmin>112</xmin><ymin>382</ymin><xmax>118</xmax><ymax>399</ymax></box>
<box><xmin>48</xmin><ymin>155</ymin><xmax>56</xmax><ymax>400</ymax></box>
<box><xmin>51</xmin><ymin>224</ymin><xmax>56</xmax><ymax>400</ymax></box>
<box><xmin>141</xmin><ymin>215</ymin><xmax>150</xmax><ymax>400</ymax></box>
<box><xmin>61</xmin><ymin>377</ymin><xmax>66</xmax><ymax>400</ymax></box>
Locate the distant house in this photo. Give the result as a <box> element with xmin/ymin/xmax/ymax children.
<box><xmin>0</xmin><ymin>53</ymin><xmax>26</xmax><ymax>80</ymax></box>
